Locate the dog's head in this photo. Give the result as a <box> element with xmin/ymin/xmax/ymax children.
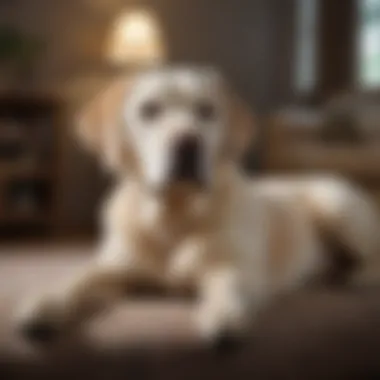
<box><xmin>77</xmin><ymin>66</ymin><xmax>255</xmax><ymax>192</ymax></box>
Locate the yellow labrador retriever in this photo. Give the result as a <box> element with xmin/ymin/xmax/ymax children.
<box><xmin>17</xmin><ymin>66</ymin><xmax>380</xmax><ymax>345</ymax></box>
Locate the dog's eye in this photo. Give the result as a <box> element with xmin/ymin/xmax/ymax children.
<box><xmin>140</xmin><ymin>101</ymin><xmax>163</xmax><ymax>121</ymax></box>
<box><xmin>195</xmin><ymin>101</ymin><xmax>217</xmax><ymax>121</ymax></box>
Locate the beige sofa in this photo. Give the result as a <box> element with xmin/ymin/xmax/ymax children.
<box><xmin>264</xmin><ymin>95</ymin><xmax>380</xmax><ymax>205</ymax></box>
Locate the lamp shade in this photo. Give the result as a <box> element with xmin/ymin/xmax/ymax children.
<box><xmin>108</xmin><ymin>9</ymin><xmax>165</xmax><ymax>66</ymax></box>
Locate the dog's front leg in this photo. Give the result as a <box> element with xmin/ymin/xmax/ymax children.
<box><xmin>16</xmin><ymin>238</ymin><xmax>144</xmax><ymax>344</ymax></box>
<box><xmin>195</xmin><ymin>264</ymin><xmax>249</xmax><ymax>347</ymax></box>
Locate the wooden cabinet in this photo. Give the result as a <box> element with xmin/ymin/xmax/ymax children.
<box><xmin>0</xmin><ymin>94</ymin><xmax>62</xmax><ymax>239</ymax></box>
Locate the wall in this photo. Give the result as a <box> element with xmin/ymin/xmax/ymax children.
<box><xmin>158</xmin><ymin>0</ymin><xmax>296</xmax><ymax>112</ymax></box>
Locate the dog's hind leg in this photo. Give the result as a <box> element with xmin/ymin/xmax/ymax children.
<box><xmin>304</xmin><ymin>177</ymin><xmax>380</xmax><ymax>284</ymax></box>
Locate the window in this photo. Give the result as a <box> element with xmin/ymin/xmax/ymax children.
<box><xmin>358</xmin><ymin>0</ymin><xmax>380</xmax><ymax>88</ymax></box>
<box><xmin>294</xmin><ymin>0</ymin><xmax>319</xmax><ymax>93</ymax></box>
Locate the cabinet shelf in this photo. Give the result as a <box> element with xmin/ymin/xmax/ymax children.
<box><xmin>0</xmin><ymin>94</ymin><xmax>61</xmax><ymax>239</ymax></box>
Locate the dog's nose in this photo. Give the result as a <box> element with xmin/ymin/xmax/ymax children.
<box><xmin>171</xmin><ymin>134</ymin><xmax>202</xmax><ymax>183</ymax></box>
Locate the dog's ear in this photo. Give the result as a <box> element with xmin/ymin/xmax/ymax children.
<box><xmin>76</xmin><ymin>77</ymin><xmax>135</xmax><ymax>172</ymax></box>
<box><xmin>226</xmin><ymin>88</ymin><xmax>256</xmax><ymax>160</ymax></box>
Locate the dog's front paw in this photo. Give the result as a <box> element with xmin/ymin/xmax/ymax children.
<box><xmin>195</xmin><ymin>299</ymin><xmax>246</xmax><ymax>352</ymax></box>
<box><xmin>15</xmin><ymin>295</ymin><xmax>68</xmax><ymax>345</ymax></box>
<box><xmin>19</xmin><ymin>318</ymin><xmax>61</xmax><ymax>344</ymax></box>
<box><xmin>209</xmin><ymin>329</ymin><xmax>243</xmax><ymax>354</ymax></box>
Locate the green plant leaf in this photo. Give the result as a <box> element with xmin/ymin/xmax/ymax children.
<box><xmin>0</xmin><ymin>25</ymin><xmax>44</xmax><ymax>64</ymax></box>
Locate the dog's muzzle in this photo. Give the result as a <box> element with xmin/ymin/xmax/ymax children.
<box><xmin>170</xmin><ymin>134</ymin><xmax>204</xmax><ymax>184</ymax></box>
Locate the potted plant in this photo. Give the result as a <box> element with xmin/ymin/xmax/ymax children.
<box><xmin>0</xmin><ymin>26</ymin><xmax>45</xmax><ymax>90</ymax></box>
